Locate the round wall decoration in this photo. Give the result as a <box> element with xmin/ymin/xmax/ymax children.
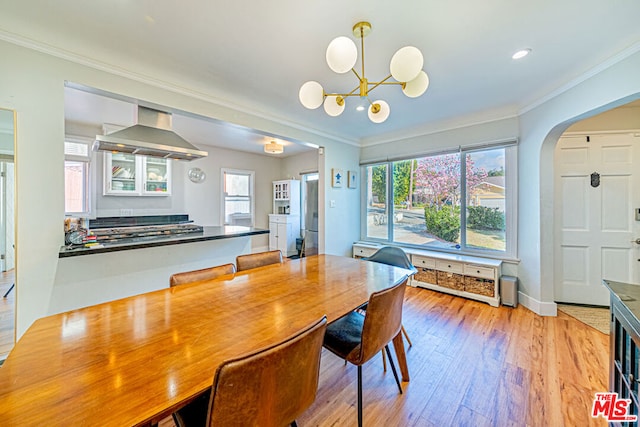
<box><xmin>188</xmin><ymin>167</ymin><xmax>206</xmax><ymax>183</ymax></box>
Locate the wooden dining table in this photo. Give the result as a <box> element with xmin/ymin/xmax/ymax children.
<box><xmin>0</xmin><ymin>254</ymin><xmax>412</xmax><ymax>426</ymax></box>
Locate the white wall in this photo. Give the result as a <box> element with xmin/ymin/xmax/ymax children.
<box><xmin>50</xmin><ymin>237</ymin><xmax>252</xmax><ymax>314</ymax></box>
<box><xmin>566</xmin><ymin>103</ymin><xmax>640</xmax><ymax>132</ymax></box>
<box><xmin>0</xmin><ymin>108</ymin><xmax>13</xmax><ymax>155</ymax></box>
<box><xmin>183</xmin><ymin>146</ymin><xmax>285</xmax><ymax>251</ymax></box>
<box><xmin>281</xmin><ymin>150</ymin><xmax>319</xmax><ymax>179</ymax></box>
<box><xmin>322</xmin><ymin>142</ymin><xmax>361</xmax><ymax>256</ymax></box>
<box><xmin>360</xmin><ymin>117</ymin><xmax>519</xmax><ymax>163</ymax></box>
<box><xmin>0</xmin><ymin>39</ymin><xmax>360</xmax><ymax>337</ymax></box>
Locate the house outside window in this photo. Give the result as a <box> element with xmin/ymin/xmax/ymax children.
<box><xmin>221</xmin><ymin>168</ymin><xmax>255</xmax><ymax>226</ymax></box>
<box><xmin>362</xmin><ymin>143</ymin><xmax>517</xmax><ymax>259</ymax></box>
<box><xmin>64</xmin><ymin>138</ymin><xmax>92</xmax><ymax>216</ymax></box>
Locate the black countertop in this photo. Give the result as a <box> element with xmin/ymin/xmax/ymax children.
<box><xmin>603</xmin><ymin>280</ymin><xmax>640</xmax><ymax>322</ymax></box>
<box><xmin>59</xmin><ymin>226</ymin><xmax>269</xmax><ymax>258</ymax></box>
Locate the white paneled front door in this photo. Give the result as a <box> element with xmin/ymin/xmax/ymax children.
<box><xmin>555</xmin><ymin>133</ymin><xmax>640</xmax><ymax>305</ymax></box>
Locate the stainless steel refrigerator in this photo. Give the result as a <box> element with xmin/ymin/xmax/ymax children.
<box><xmin>303</xmin><ymin>179</ymin><xmax>319</xmax><ymax>256</ymax></box>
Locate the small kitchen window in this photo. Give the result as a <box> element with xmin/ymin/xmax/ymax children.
<box><xmin>221</xmin><ymin>168</ymin><xmax>255</xmax><ymax>227</ymax></box>
<box><xmin>64</xmin><ymin>137</ymin><xmax>94</xmax><ymax>216</ymax></box>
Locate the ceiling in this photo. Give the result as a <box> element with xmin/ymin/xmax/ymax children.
<box><xmin>63</xmin><ymin>85</ymin><xmax>316</xmax><ymax>158</ymax></box>
<box><xmin>2</xmin><ymin>1</ymin><xmax>640</xmax><ymax>154</ymax></box>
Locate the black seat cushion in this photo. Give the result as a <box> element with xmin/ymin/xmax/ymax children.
<box><xmin>323</xmin><ymin>311</ymin><xmax>365</xmax><ymax>359</ymax></box>
<box><xmin>174</xmin><ymin>391</ymin><xmax>210</xmax><ymax>426</ymax></box>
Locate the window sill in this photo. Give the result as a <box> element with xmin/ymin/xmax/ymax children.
<box><xmin>356</xmin><ymin>239</ymin><xmax>520</xmax><ymax>264</ymax></box>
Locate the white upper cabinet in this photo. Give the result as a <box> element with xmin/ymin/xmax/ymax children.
<box><xmin>104</xmin><ymin>153</ymin><xmax>172</xmax><ymax>196</ymax></box>
<box><xmin>142</xmin><ymin>157</ymin><xmax>171</xmax><ymax>195</ymax></box>
<box><xmin>272</xmin><ymin>180</ymin><xmax>300</xmax><ymax>215</ymax></box>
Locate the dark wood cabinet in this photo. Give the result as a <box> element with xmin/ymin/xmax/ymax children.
<box><xmin>605</xmin><ymin>280</ymin><xmax>640</xmax><ymax>426</ymax></box>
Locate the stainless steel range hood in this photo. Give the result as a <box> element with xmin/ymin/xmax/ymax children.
<box><xmin>93</xmin><ymin>106</ymin><xmax>208</xmax><ymax>161</ymax></box>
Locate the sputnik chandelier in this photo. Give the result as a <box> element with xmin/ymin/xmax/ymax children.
<box><xmin>299</xmin><ymin>21</ymin><xmax>429</xmax><ymax>124</ymax></box>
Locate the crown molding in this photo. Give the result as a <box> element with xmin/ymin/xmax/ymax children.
<box><xmin>0</xmin><ymin>29</ymin><xmax>359</xmax><ymax>147</ymax></box>
<box><xmin>519</xmin><ymin>40</ymin><xmax>640</xmax><ymax>115</ymax></box>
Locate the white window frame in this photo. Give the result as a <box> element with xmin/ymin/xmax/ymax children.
<box><xmin>64</xmin><ymin>136</ymin><xmax>95</xmax><ymax>217</ymax></box>
<box><xmin>221</xmin><ymin>168</ymin><xmax>255</xmax><ymax>227</ymax></box>
<box><xmin>360</xmin><ymin>143</ymin><xmax>518</xmax><ymax>260</ymax></box>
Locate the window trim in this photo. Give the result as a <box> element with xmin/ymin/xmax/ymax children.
<box><xmin>361</xmin><ymin>143</ymin><xmax>518</xmax><ymax>261</ymax></box>
<box><xmin>221</xmin><ymin>168</ymin><xmax>255</xmax><ymax>227</ymax></box>
<box><xmin>64</xmin><ymin>136</ymin><xmax>96</xmax><ymax>217</ymax></box>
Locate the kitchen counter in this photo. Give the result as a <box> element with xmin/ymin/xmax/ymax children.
<box><xmin>603</xmin><ymin>279</ymin><xmax>640</xmax><ymax>418</ymax></box>
<box><xmin>604</xmin><ymin>280</ymin><xmax>640</xmax><ymax>321</ymax></box>
<box><xmin>59</xmin><ymin>225</ymin><xmax>269</xmax><ymax>258</ymax></box>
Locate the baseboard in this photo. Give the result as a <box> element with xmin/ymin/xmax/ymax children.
<box><xmin>518</xmin><ymin>291</ymin><xmax>558</xmax><ymax>316</ymax></box>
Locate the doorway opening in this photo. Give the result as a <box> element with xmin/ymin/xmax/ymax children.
<box><xmin>0</xmin><ymin>107</ymin><xmax>15</xmax><ymax>360</ymax></box>
<box><xmin>301</xmin><ymin>172</ymin><xmax>319</xmax><ymax>257</ymax></box>
<box><xmin>553</xmin><ymin>100</ymin><xmax>640</xmax><ymax>306</ymax></box>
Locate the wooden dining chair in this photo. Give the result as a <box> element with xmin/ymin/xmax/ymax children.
<box><xmin>169</xmin><ymin>263</ymin><xmax>236</xmax><ymax>287</ymax></box>
<box><xmin>236</xmin><ymin>249</ymin><xmax>283</xmax><ymax>271</ymax></box>
<box><xmin>172</xmin><ymin>316</ymin><xmax>327</xmax><ymax>427</ymax></box>
<box><xmin>363</xmin><ymin>246</ymin><xmax>417</xmax><ymax>370</ymax></box>
<box><xmin>323</xmin><ymin>278</ymin><xmax>408</xmax><ymax>427</ymax></box>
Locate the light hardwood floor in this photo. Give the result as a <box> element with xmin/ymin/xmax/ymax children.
<box><xmin>161</xmin><ymin>285</ymin><xmax>609</xmax><ymax>426</ymax></box>
<box><xmin>0</xmin><ymin>270</ymin><xmax>15</xmax><ymax>357</ymax></box>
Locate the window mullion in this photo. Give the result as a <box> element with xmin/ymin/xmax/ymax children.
<box><xmin>388</xmin><ymin>162</ymin><xmax>393</xmax><ymax>243</ymax></box>
<box><xmin>460</xmin><ymin>152</ymin><xmax>467</xmax><ymax>249</ymax></box>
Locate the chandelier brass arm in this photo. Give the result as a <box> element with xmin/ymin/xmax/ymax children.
<box><xmin>324</xmin><ymin>75</ymin><xmax>404</xmax><ymax>104</ymax></box>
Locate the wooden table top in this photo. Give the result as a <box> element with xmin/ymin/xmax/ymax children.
<box><xmin>0</xmin><ymin>254</ymin><xmax>411</xmax><ymax>426</ymax></box>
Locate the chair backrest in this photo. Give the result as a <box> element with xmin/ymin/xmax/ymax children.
<box><xmin>355</xmin><ymin>278</ymin><xmax>408</xmax><ymax>365</ymax></box>
<box><xmin>236</xmin><ymin>250</ymin><xmax>283</xmax><ymax>272</ymax></box>
<box><xmin>206</xmin><ymin>316</ymin><xmax>327</xmax><ymax>427</ymax></box>
<box><xmin>169</xmin><ymin>263</ymin><xmax>236</xmax><ymax>287</ymax></box>
<box><xmin>364</xmin><ymin>246</ymin><xmax>417</xmax><ymax>274</ymax></box>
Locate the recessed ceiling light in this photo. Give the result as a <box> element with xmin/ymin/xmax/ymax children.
<box><xmin>356</xmin><ymin>105</ymin><xmax>365</xmax><ymax>112</ymax></box>
<box><xmin>512</xmin><ymin>48</ymin><xmax>532</xmax><ymax>60</ymax></box>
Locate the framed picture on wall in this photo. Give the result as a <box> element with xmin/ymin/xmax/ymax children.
<box><xmin>332</xmin><ymin>168</ymin><xmax>343</xmax><ymax>187</ymax></box>
<box><xmin>347</xmin><ymin>170</ymin><xmax>357</xmax><ymax>188</ymax></box>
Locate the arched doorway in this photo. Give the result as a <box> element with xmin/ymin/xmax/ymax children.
<box><xmin>547</xmin><ymin>99</ymin><xmax>640</xmax><ymax>306</ymax></box>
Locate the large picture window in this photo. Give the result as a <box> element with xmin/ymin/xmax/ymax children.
<box><xmin>363</xmin><ymin>144</ymin><xmax>516</xmax><ymax>258</ymax></box>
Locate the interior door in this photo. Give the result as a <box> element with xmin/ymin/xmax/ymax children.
<box><xmin>555</xmin><ymin>133</ymin><xmax>640</xmax><ymax>305</ymax></box>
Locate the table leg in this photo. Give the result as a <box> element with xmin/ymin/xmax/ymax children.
<box><xmin>392</xmin><ymin>331</ymin><xmax>410</xmax><ymax>381</ymax></box>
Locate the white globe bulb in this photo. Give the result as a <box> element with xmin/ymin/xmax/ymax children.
<box><xmin>390</xmin><ymin>46</ymin><xmax>423</xmax><ymax>82</ymax></box>
<box><xmin>299</xmin><ymin>81</ymin><xmax>324</xmax><ymax>109</ymax></box>
<box><xmin>402</xmin><ymin>71</ymin><xmax>430</xmax><ymax>98</ymax></box>
<box><xmin>324</xmin><ymin>96</ymin><xmax>345</xmax><ymax>117</ymax></box>
<box><xmin>368</xmin><ymin>100</ymin><xmax>390</xmax><ymax>123</ymax></box>
<box><xmin>326</xmin><ymin>36</ymin><xmax>358</xmax><ymax>74</ymax></box>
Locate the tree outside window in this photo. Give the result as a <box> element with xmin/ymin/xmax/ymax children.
<box><xmin>364</xmin><ymin>145</ymin><xmax>510</xmax><ymax>254</ymax></box>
